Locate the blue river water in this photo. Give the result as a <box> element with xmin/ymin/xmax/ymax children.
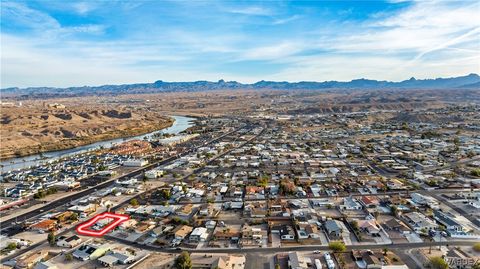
<box><xmin>0</xmin><ymin>116</ymin><xmax>195</xmax><ymax>172</ymax></box>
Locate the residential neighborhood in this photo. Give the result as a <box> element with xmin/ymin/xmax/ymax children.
<box><xmin>2</xmin><ymin>107</ymin><xmax>480</xmax><ymax>269</ymax></box>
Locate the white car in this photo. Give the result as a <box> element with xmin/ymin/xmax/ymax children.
<box><xmin>324</xmin><ymin>253</ymin><xmax>332</xmax><ymax>260</ymax></box>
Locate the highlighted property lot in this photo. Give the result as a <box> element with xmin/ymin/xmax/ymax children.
<box><xmin>76</xmin><ymin>212</ymin><xmax>129</xmax><ymax>237</ymax></box>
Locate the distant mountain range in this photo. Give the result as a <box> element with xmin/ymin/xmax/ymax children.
<box><xmin>3</xmin><ymin>73</ymin><xmax>479</xmax><ymax>98</ymax></box>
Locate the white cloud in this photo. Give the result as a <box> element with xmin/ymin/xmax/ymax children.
<box><xmin>272</xmin><ymin>15</ymin><xmax>301</xmax><ymax>25</ymax></box>
<box><xmin>242</xmin><ymin>42</ymin><xmax>304</xmax><ymax>61</ymax></box>
<box><xmin>1</xmin><ymin>0</ymin><xmax>479</xmax><ymax>87</ymax></box>
<box><xmin>1</xmin><ymin>2</ymin><xmax>60</xmax><ymax>31</ymax></box>
<box><xmin>1</xmin><ymin>1</ymin><xmax>105</xmax><ymax>38</ymax></box>
<box><xmin>225</xmin><ymin>6</ymin><xmax>273</xmax><ymax>16</ymax></box>
<box><xmin>72</xmin><ymin>2</ymin><xmax>96</xmax><ymax>15</ymax></box>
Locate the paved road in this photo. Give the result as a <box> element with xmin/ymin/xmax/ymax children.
<box><xmin>0</xmin><ymin>126</ymin><xmax>248</xmax><ymax>263</ymax></box>
<box><xmin>156</xmin><ymin>188</ymin><xmax>470</xmax><ymax>208</ymax></box>
<box><xmin>424</xmin><ymin>191</ymin><xmax>480</xmax><ymax>228</ymax></box>
<box><xmin>421</xmin><ymin>156</ymin><xmax>480</xmax><ymax>172</ymax></box>
<box><xmin>368</xmin><ymin>154</ymin><xmax>480</xmax><ymax>229</ymax></box>
<box><xmin>0</xmin><ymin>126</ymin><xmax>244</xmax><ymax>236</ymax></box>
<box><xmin>106</xmin><ymin>234</ymin><xmax>477</xmax><ymax>254</ymax></box>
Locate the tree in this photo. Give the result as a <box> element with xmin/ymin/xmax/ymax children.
<box><xmin>160</xmin><ymin>189</ymin><xmax>171</xmax><ymax>200</ymax></box>
<box><xmin>48</xmin><ymin>231</ymin><xmax>56</xmax><ymax>246</ymax></box>
<box><xmin>471</xmin><ymin>169</ymin><xmax>480</xmax><ymax>177</ymax></box>
<box><xmin>391</xmin><ymin>205</ymin><xmax>398</xmax><ymax>216</ymax></box>
<box><xmin>130</xmin><ymin>198</ymin><xmax>139</xmax><ymax>207</ymax></box>
<box><xmin>5</xmin><ymin>242</ymin><xmax>17</xmax><ymax>251</ymax></box>
<box><xmin>275</xmin><ymin>264</ymin><xmax>280</xmax><ymax>269</ymax></box>
<box><xmin>473</xmin><ymin>242</ymin><xmax>480</xmax><ymax>252</ymax></box>
<box><xmin>382</xmin><ymin>248</ymin><xmax>388</xmax><ymax>256</ymax></box>
<box><xmin>350</xmin><ymin>220</ymin><xmax>359</xmax><ymax>231</ymax></box>
<box><xmin>65</xmin><ymin>253</ymin><xmax>73</xmax><ymax>261</ymax></box>
<box><xmin>428</xmin><ymin>256</ymin><xmax>448</xmax><ymax>269</ymax></box>
<box><xmin>175</xmin><ymin>251</ymin><xmax>192</xmax><ymax>269</ymax></box>
<box><xmin>328</xmin><ymin>241</ymin><xmax>346</xmax><ymax>252</ymax></box>
<box><xmin>69</xmin><ymin>213</ymin><xmax>79</xmax><ymax>222</ymax></box>
<box><xmin>258</xmin><ymin>176</ymin><xmax>269</xmax><ymax>187</ymax></box>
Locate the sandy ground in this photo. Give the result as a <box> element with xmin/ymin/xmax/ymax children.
<box><xmin>133</xmin><ymin>253</ymin><xmax>176</xmax><ymax>269</ymax></box>
<box><xmin>0</xmin><ymin>104</ymin><xmax>172</xmax><ymax>159</ymax></box>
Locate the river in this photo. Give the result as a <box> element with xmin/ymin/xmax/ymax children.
<box><xmin>0</xmin><ymin>115</ymin><xmax>195</xmax><ymax>172</ymax></box>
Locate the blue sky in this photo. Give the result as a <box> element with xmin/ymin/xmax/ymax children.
<box><xmin>1</xmin><ymin>0</ymin><xmax>479</xmax><ymax>88</ymax></box>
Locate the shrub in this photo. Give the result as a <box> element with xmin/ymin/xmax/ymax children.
<box><xmin>328</xmin><ymin>241</ymin><xmax>346</xmax><ymax>252</ymax></box>
<box><xmin>429</xmin><ymin>256</ymin><xmax>448</xmax><ymax>269</ymax></box>
<box><xmin>473</xmin><ymin>242</ymin><xmax>480</xmax><ymax>252</ymax></box>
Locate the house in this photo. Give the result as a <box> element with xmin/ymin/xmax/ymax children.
<box><xmin>357</xmin><ymin>219</ymin><xmax>381</xmax><ymax>236</ymax></box>
<box><xmin>135</xmin><ymin>222</ymin><xmax>156</xmax><ymax>234</ymax></box>
<box><xmin>119</xmin><ymin>219</ymin><xmax>138</xmax><ymax>229</ymax></box>
<box><xmin>190</xmin><ymin>253</ymin><xmax>246</xmax><ymax>269</ymax></box>
<box><xmin>296</xmin><ymin>223</ymin><xmax>320</xmax><ymax>239</ymax></box>
<box><xmin>271</xmin><ymin>224</ymin><xmax>295</xmax><ymax>240</ymax></box>
<box><xmin>205</xmin><ymin>220</ymin><xmax>217</xmax><ymax>229</ymax></box>
<box><xmin>360</xmin><ymin>196</ymin><xmax>380</xmax><ymax>209</ymax></box>
<box><xmin>324</xmin><ymin>219</ymin><xmax>345</xmax><ymax>238</ymax></box>
<box><xmin>241</xmin><ymin>224</ymin><xmax>264</xmax><ymax>240</ymax></box>
<box><xmin>433</xmin><ymin>210</ymin><xmax>463</xmax><ymax>232</ymax></box>
<box><xmin>177</xmin><ymin>204</ymin><xmax>195</xmax><ymax>217</ymax></box>
<box><xmin>339</xmin><ymin>196</ymin><xmax>362</xmax><ymax>211</ymax></box>
<box><xmin>30</xmin><ymin>219</ymin><xmax>56</xmax><ymax>233</ymax></box>
<box><xmin>174</xmin><ymin>225</ymin><xmax>193</xmax><ymax>240</ymax></box>
<box><xmin>410</xmin><ymin>193</ymin><xmax>438</xmax><ymax>207</ymax></box>
<box><xmin>144</xmin><ymin>169</ymin><xmax>164</xmax><ymax>179</ymax></box>
<box><xmin>56</xmin><ymin>235</ymin><xmax>81</xmax><ymax>248</ymax></box>
<box><xmin>150</xmin><ymin>225</ymin><xmax>174</xmax><ymax>237</ymax></box>
<box><xmin>72</xmin><ymin>244</ymin><xmax>111</xmax><ymax>261</ymax></box>
<box><xmin>383</xmin><ymin>218</ymin><xmax>409</xmax><ymax>233</ymax></box>
<box><xmin>198</xmin><ymin>204</ymin><xmax>215</xmax><ymax>217</ymax></box>
<box><xmin>243</xmin><ymin>201</ymin><xmax>267</xmax><ymax>218</ymax></box>
<box><xmin>468</xmin><ymin>200</ymin><xmax>480</xmax><ymax>209</ymax></box>
<box><xmin>364</xmin><ymin>253</ymin><xmax>382</xmax><ymax>269</ymax></box>
<box><xmin>33</xmin><ymin>261</ymin><xmax>57</xmax><ymax>269</ymax></box>
<box><xmin>213</xmin><ymin>225</ymin><xmax>241</xmax><ymax>241</ymax></box>
<box><xmin>288</xmin><ymin>252</ymin><xmax>309</xmax><ymax>269</ymax></box>
<box><xmin>245</xmin><ymin>186</ymin><xmax>264</xmax><ymax>196</ymax></box>
<box><xmin>310</xmin><ymin>198</ymin><xmax>335</xmax><ymax>208</ymax></box>
<box><xmin>223</xmin><ymin>201</ymin><xmax>243</xmax><ymax>210</ymax></box>
<box><xmin>51</xmin><ymin>211</ymin><xmax>75</xmax><ymax>223</ymax></box>
<box><xmin>189</xmin><ymin>227</ymin><xmax>209</xmax><ymax>242</ymax></box>
<box><xmin>402</xmin><ymin>212</ymin><xmax>437</xmax><ymax>232</ymax></box>
<box><xmin>68</xmin><ymin>204</ymin><xmax>96</xmax><ymax>216</ymax></box>
<box><xmin>123</xmin><ymin>159</ymin><xmax>148</xmax><ymax>167</ymax></box>
<box><xmin>268</xmin><ymin>199</ymin><xmax>290</xmax><ymax>217</ymax></box>
<box><xmin>98</xmin><ymin>251</ymin><xmax>136</xmax><ymax>267</ymax></box>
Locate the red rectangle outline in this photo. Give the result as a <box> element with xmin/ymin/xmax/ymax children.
<box><xmin>76</xmin><ymin>212</ymin><xmax>130</xmax><ymax>237</ymax></box>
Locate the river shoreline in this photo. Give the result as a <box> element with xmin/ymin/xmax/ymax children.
<box><xmin>0</xmin><ymin>115</ymin><xmax>196</xmax><ymax>172</ymax></box>
<box><xmin>0</xmin><ymin>120</ymin><xmax>174</xmax><ymax>161</ymax></box>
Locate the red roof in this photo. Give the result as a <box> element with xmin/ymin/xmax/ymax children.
<box><xmin>31</xmin><ymin>219</ymin><xmax>56</xmax><ymax>231</ymax></box>
<box><xmin>361</xmin><ymin>196</ymin><xmax>380</xmax><ymax>206</ymax></box>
